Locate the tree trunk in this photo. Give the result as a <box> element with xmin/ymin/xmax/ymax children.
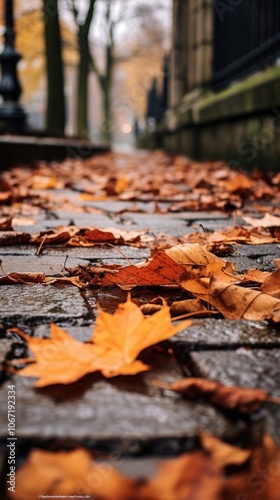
<box><xmin>77</xmin><ymin>27</ymin><xmax>90</xmax><ymax>136</ymax></box>
<box><xmin>43</xmin><ymin>0</ymin><xmax>65</xmax><ymax>135</ymax></box>
<box><xmin>101</xmin><ymin>44</ymin><xmax>112</xmax><ymax>143</ymax></box>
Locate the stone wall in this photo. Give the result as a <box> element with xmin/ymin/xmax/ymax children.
<box><xmin>147</xmin><ymin>67</ymin><xmax>279</xmax><ymax>172</ymax></box>
<box><xmin>139</xmin><ymin>0</ymin><xmax>280</xmax><ymax>172</ymax></box>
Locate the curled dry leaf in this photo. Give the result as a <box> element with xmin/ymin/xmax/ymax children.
<box><xmin>154</xmin><ymin>377</ymin><xmax>268</xmax><ymax>413</ymax></box>
<box><xmin>164</xmin><ymin>244</ymin><xmax>235</xmax><ymax>278</ymax></box>
<box><xmin>0</xmin><ymin>271</ymin><xmax>85</xmax><ymax>288</ymax></box>
<box><xmin>0</xmin><ymin>216</ymin><xmax>13</xmax><ymax>231</ymax></box>
<box><xmin>182</xmin><ymin>275</ymin><xmax>280</xmax><ymax>322</ymax></box>
<box><xmin>13</xmin><ymin>297</ymin><xmax>191</xmax><ymax>386</ymax></box>
<box><xmin>200</xmin><ymin>432</ymin><xmax>251</xmax><ymax>468</ymax></box>
<box><xmin>240</xmin><ymin>269</ymin><xmax>271</xmax><ymax>285</ymax></box>
<box><xmin>0</xmin><ymin>272</ymin><xmax>48</xmax><ymax>285</ymax></box>
<box><xmin>261</xmin><ymin>270</ymin><xmax>280</xmax><ymax>299</ymax></box>
<box><xmin>207</xmin><ymin>226</ymin><xmax>277</xmax><ymax>245</ymax></box>
<box><xmin>242</xmin><ymin>213</ymin><xmax>280</xmax><ymax>228</ymax></box>
<box><xmin>31</xmin><ymin>226</ymin><xmax>152</xmax><ymax>248</ymax></box>
<box><xmin>0</xmin><ymin>231</ymin><xmax>31</xmax><ymax>245</ymax></box>
<box><xmin>140</xmin><ymin>298</ymin><xmax>207</xmax><ymax>318</ymax></box>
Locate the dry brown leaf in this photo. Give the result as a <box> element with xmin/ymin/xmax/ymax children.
<box><xmin>0</xmin><ymin>271</ymin><xmax>85</xmax><ymax>288</ymax></box>
<box><xmin>89</xmin><ymin>244</ymin><xmax>235</xmax><ymax>288</ymax></box>
<box><xmin>165</xmin><ymin>244</ymin><xmax>235</xmax><ymax>277</ymax></box>
<box><xmin>13</xmin><ymin>298</ymin><xmax>191</xmax><ymax>386</ymax></box>
<box><xmin>261</xmin><ymin>270</ymin><xmax>280</xmax><ymax>298</ymax></box>
<box><xmin>224</xmin><ymin>174</ymin><xmax>253</xmax><ymax>193</ymax></box>
<box><xmin>140</xmin><ymin>298</ymin><xmax>208</xmax><ymax>318</ymax></box>
<box><xmin>0</xmin><ymin>216</ymin><xmax>13</xmax><ymax>230</ymax></box>
<box><xmin>31</xmin><ymin>226</ymin><xmax>152</xmax><ymax>248</ymax></box>
<box><xmin>222</xmin><ymin>435</ymin><xmax>280</xmax><ymax>500</ymax></box>
<box><xmin>0</xmin><ymin>231</ymin><xmax>31</xmax><ymax>245</ymax></box>
<box><xmin>0</xmin><ymin>272</ymin><xmax>47</xmax><ymax>285</ymax></box>
<box><xmin>136</xmin><ymin>452</ymin><xmax>222</xmax><ymax>500</ymax></box>
<box><xmin>157</xmin><ymin>377</ymin><xmax>268</xmax><ymax>413</ymax></box>
<box><xmin>8</xmin><ymin>448</ymin><xmax>135</xmax><ymax>500</ymax></box>
<box><xmin>243</xmin><ymin>213</ymin><xmax>280</xmax><ymax>228</ymax></box>
<box><xmin>152</xmin><ymin>232</ymin><xmax>180</xmax><ymax>250</ymax></box>
<box><xmin>207</xmin><ymin>226</ymin><xmax>277</xmax><ymax>245</ymax></box>
<box><xmin>182</xmin><ymin>275</ymin><xmax>280</xmax><ymax>321</ymax></box>
<box><xmin>241</xmin><ymin>269</ymin><xmax>271</xmax><ymax>284</ymax></box>
<box><xmin>90</xmin><ymin>251</ymin><xmax>189</xmax><ymax>288</ymax></box>
<box><xmin>200</xmin><ymin>432</ymin><xmax>251</xmax><ymax>468</ymax></box>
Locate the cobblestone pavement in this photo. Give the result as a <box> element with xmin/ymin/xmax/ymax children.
<box><xmin>0</xmin><ymin>153</ymin><xmax>280</xmax><ymax>489</ymax></box>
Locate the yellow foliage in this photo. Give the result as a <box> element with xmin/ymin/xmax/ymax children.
<box><xmin>0</xmin><ymin>0</ymin><xmax>77</xmax><ymax>101</ymax></box>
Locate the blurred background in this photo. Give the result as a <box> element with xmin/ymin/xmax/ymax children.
<box><xmin>0</xmin><ymin>0</ymin><xmax>172</xmax><ymax>148</ymax></box>
<box><xmin>1</xmin><ymin>0</ymin><xmax>280</xmax><ymax>169</ymax></box>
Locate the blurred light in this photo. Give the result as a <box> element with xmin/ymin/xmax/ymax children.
<box><xmin>122</xmin><ymin>123</ymin><xmax>132</xmax><ymax>134</ymax></box>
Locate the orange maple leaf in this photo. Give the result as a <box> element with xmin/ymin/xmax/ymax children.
<box><xmin>12</xmin><ymin>297</ymin><xmax>191</xmax><ymax>386</ymax></box>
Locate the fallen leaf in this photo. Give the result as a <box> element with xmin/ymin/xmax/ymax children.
<box><xmin>200</xmin><ymin>432</ymin><xmax>251</xmax><ymax>468</ymax></box>
<box><xmin>13</xmin><ymin>323</ymin><xmax>103</xmax><ymax>387</ymax></box>
<box><xmin>261</xmin><ymin>270</ymin><xmax>280</xmax><ymax>298</ymax></box>
<box><xmin>137</xmin><ymin>451</ymin><xmax>222</xmax><ymax>500</ymax></box>
<box><xmin>13</xmin><ymin>298</ymin><xmax>191</xmax><ymax>386</ymax></box>
<box><xmin>0</xmin><ymin>231</ymin><xmax>31</xmax><ymax>245</ymax></box>
<box><xmin>89</xmin><ymin>244</ymin><xmax>236</xmax><ymax>288</ymax></box>
<box><xmin>207</xmin><ymin>226</ymin><xmax>277</xmax><ymax>245</ymax></box>
<box><xmin>224</xmin><ymin>173</ymin><xmax>253</xmax><ymax>193</ymax></box>
<box><xmin>241</xmin><ymin>269</ymin><xmax>271</xmax><ymax>284</ymax></box>
<box><xmin>222</xmin><ymin>435</ymin><xmax>280</xmax><ymax>500</ymax></box>
<box><xmin>89</xmin><ymin>251</ymin><xmax>189</xmax><ymax>288</ymax></box>
<box><xmin>9</xmin><ymin>435</ymin><xmax>280</xmax><ymax>500</ymax></box>
<box><xmin>165</xmin><ymin>244</ymin><xmax>235</xmax><ymax>278</ymax></box>
<box><xmin>8</xmin><ymin>448</ymin><xmax>135</xmax><ymax>500</ymax></box>
<box><xmin>140</xmin><ymin>298</ymin><xmax>207</xmax><ymax>318</ymax></box>
<box><xmin>182</xmin><ymin>275</ymin><xmax>280</xmax><ymax>322</ymax></box>
<box><xmin>0</xmin><ymin>272</ymin><xmax>47</xmax><ymax>285</ymax></box>
<box><xmin>243</xmin><ymin>213</ymin><xmax>280</xmax><ymax>228</ymax></box>
<box><xmin>31</xmin><ymin>226</ymin><xmax>152</xmax><ymax>248</ymax></box>
<box><xmin>92</xmin><ymin>298</ymin><xmax>191</xmax><ymax>377</ymax></box>
<box><xmin>155</xmin><ymin>377</ymin><xmax>268</xmax><ymax>413</ymax></box>
<box><xmin>0</xmin><ymin>217</ymin><xmax>13</xmax><ymax>230</ymax></box>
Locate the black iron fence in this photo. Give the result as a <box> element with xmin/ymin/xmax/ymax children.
<box><xmin>213</xmin><ymin>0</ymin><xmax>280</xmax><ymax>90</ymax></box>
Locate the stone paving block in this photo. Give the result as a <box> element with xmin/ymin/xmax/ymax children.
<box><xmin>0</xmin><ymin>339</ymin><xmax>12</xmax><ymax>370</ymax></box>
<box><xmin>0</xmin><ymin>284</ymin><xmax>90</xmax><ymax>325</ymax></box>
<box><xmin>167</xmin><ymin>319</ymin><xmax>280</xmax><ymax>353</ymax></box>
<box><xmin>237</xmin><ymin>244</ymin><xmax>280</xmax><ymax>258</ymax></box>
<box><xmin>0</xmin><ymin>255</ymin><xmax>91</xmax><ymax>276</ymax></box>
<box><xmin>0</xmin><ymin>360</ymin><xmax>248</xmax><ymax>454</ymax></box>
<box><xmin>185</xmin><ymin>349</ymin><xmax>280</xmax><ymax>443</ymax></box>
<box><xmin>0</xmin><ymin>246</ymin><xmax>38</xmax><ymax>256</ymax></box>
<box><xmin>170</xmin><ymin>211</ymin><xmax>233</xmax><ymax>222</ymax></box>
<box><xmin>43</xmin><ymin>245</ymin><xmax>150</xmax><ymax>261</ymax></box>
<box><xmin>32</xmin><ymin>322</ymin><xmax>94</xmax><ymax>343</ymax></box>
<box><xmin>12</xmin><ymin>219</ymin><xmax>75</xmax><ymax>234</ymax></box>
<box><xmin>84</xmin><ymin>287</ymin><xmax>185</xmax><ymax>316</ymax></box>
<box><xmin>125</xmin><ymin>214</ymin><xmax>191</xmax><ymax>236</ymax></box>
<box><xmin>227</xmin><ymin>254</ymin><xmax>279</xmax><ymax>273</ymax></box>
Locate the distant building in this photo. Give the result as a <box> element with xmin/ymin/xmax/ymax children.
<box><xmin>142</xmin><ymin>0</ymin><xmax>280</xmax><ymax>171</ymax></box>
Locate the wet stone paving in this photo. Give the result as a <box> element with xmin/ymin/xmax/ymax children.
<box><xmin>0</xmin><ymin>152</ymin><xmax>280</xmax><ymax>496</ymax></box>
